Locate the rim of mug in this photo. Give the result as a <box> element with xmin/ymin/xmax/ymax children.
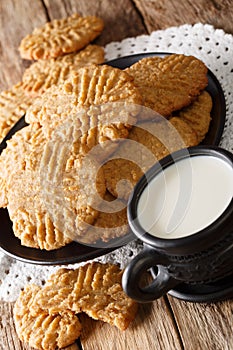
<box><xmin>127</xmin><ymin>145</ymin><xmax>233</xmax><ymax>255</ymax></box>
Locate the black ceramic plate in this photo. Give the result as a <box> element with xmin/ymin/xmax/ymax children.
<box><xmin>0</xmin><ymin>207</ymin><xmax>134</xmax><ymax>265</ymax></box>
<box><xmin>0</xmin><ymin>52</ymin><xmax>226</xmax><ymax>264</ymax></box>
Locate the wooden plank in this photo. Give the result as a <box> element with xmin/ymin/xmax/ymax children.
<box><xmin>43</xmin><ymin>0</ymin><xmax>147</xmax><ymax>46</ymax></box>
<box><xmin>4</xmin><ymin>291</ymin><xmax>232</xmax><ymax>350</ymax></box>
<box><xmin>168</xmin><ymin>296</ymin><xmax>233</xmax><ymax>350</ymax></box>
<box><xmin>0</xmin><ymin>0</ymin><xmax>146</xmax><ymax>90</ymax></box>
<box><xmin>79</xmin><ymin>297</ymin><xmax>183</xmax><ymax>350</ymax></box>
<box><xmin>0</xmin><ymin>302</ymin><xmax>28</xmax><ymax>350</ymax></box>
<box><xmin>132</xmin><ymin>0</ymin><xmax>233</xmax><ymax>34</ymax></box>
<box><xmin>0</xmin><ymin>299</ymin><xmax>183</xmax><ymax>350</ymax></box>
<box><xmin>0</xmin><ymin>0</ymin><xmax>48</xmax><ymax>91</ymax></box>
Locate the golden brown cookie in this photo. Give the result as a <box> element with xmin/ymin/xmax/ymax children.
<box><xmin>22</xmin><ymin>45</ymin><xmax>105</xmax><ymax>95</ymax></box>
<box><xmin>79</xmin><ymin>191</ymin><xmax>129</xmax><ymax>244</ymax></box>
<box><xmin>40</xmin><ymin>125</ymin><xmax>107</xmax><ymax>240</ymax></box>
<box><xmin>31</xmin><ymin>262</ymin><xmax>138</xmax><ymax>331</ymax></box>
<box><xmin>25</xmin><ymin>64</ymin><xmax>142</xmax><ymax>132</ymax></box>
<box><xmin>175</xmin><ymin>90</ymin><xmax>212</xmax><ymax>143</ymax></box>
<box><xmin>13</xmin><ymin>284</ymin><xmax>82</xmax><ymax>350</ymax></box>
<box><xmin>125</xmin><ymin>54</ymin><xmax>208</xmax><ymax>118</ymax></box>
<box><xmin>10</xmin><ymin>208</ymin><xmax>73</xmax><ymax>250</ymax></box>
<box><xmin>102</xmin><ymin>158</ymin><xmax>143</xmax><ymax>202</ymax></box>
<box><xmin>25</xmin><ymin>64</ymin><xmax>142</xmax><ymax>216</ymax></box>
<box><xmin>0</xmin><ymin>65</ymin><xmax>142</xmax><ymax>249</ymax></box>
<box><xmin>0</xmin><ymin>122</ymin><xmax>106</xmax><ymax>249</ymax></box>
<box><xmin>0</xmin><ymin>123</ymin><xmax>42</xmax><ymax>208</ymax></box>
<box><xmin>19</xmin><ymin>13</ymin><xmax>104</xmax><ymax>60</ymax></box>
<box><xmin>0</xmin><ymin>82</ymin><xmax>32</xmax><ymax>141</ymax></box>
<box><xmin>0</xmin><ymin>124</ymin><xmax>74</xmax><ymax>250</ymax></box>
<box><xmin>102</xmin><ymin>116</ymin><xmax>198</xmax><ymax>200</ymax></box>
<box><xmin>37</xmin><ymin>98</ymin><xmax>137</xmax><ymax>243</ymax></box>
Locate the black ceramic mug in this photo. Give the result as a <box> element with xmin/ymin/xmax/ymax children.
<box><xmin>122</xmin><ymin>146</ymin><xmax>233</xmax><ymax>302</ymax></box>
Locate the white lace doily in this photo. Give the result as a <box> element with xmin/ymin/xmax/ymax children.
<box><xmin>0</xmin><ymin>23</ymin><xmax>233</xmax><ymax>302</ymax></box>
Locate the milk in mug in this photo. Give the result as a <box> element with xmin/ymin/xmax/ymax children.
<box><xmin>137</xmin><ymin>155</ymin><xmax>233</xmax><ymax>239</ymax></box>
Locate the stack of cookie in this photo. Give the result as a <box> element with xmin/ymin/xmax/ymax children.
<box><xmin>0</xmin><ymin>14</ymin><xmax>212</xmax><ymax>252</ymax></box>
<box><xmin>0</xmin><ymin>64</ymin><xmax>142</xmax><ymax>250</ymax></box>
<box><xmin>0</xmin><ymin>13</ymin><xmax>105</xmax><ymax>140</ymax></box>
<box><xmin>0</xmin><ymin>13</ymin><xmax>214</xmax><ymax>350</ymax></box>
<box><xmin>103</xmin><ymin>54</ymin><xmax>212</xmax><ymax>201</ymax></box>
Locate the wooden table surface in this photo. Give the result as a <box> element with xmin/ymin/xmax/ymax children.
<box><xmin>0</xmin><ymin>1</ymin><xmax>233</xmax><ymax>349</ymax></box>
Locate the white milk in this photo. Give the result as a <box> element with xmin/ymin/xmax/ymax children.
<box><xmin>137</xmin><ymin>155</ymin><xmax>233</xmax><ymax>239</ymax></box>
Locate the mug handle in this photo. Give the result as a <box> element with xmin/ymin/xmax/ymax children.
<box><xmin>122</xmin><ymin>249</ymin><xmax>180</xmax><ymax>302</ymax></box>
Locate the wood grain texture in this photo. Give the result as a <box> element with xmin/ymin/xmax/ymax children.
<box><xmin>0</xmin><ymin>1</ymin><xmax>233</xmax><ymax>350</ymax></box>
<box><xmin>43</xmin><ymin>0</ymin><xmax>147</xmax><ymax>46</ymax></box>
<box><xmin>0</xmin><ymin>302</ymin><xmax>28</xmax><ymax>350</ymax></box>
<box><xmin>168</xmin><ymin>297</ymin><xmax>233</xmax><ymax>350</ymax></box>
<box><xmin>0</xmin><ymin>0</ymin><xmax>146</xmax><ymax>91</ymax></box>
<box><xmin>132</xmin><ymin>0</ymin><xmax>233</xmax><ymax>34</ymax></box>
<box><xmin>0</xmin><ymin>0</ymin><xmax>48</xmax><ymax>90</ymax></box>
<box><xmin>0</xmin><ymin>299</ymin><xmax>183</xmax><ymax>350</ymax></box>
<box><xmin>79</xmin><ymin>299</ymin><xmax>182</xmax><ymax>350</ymax></box>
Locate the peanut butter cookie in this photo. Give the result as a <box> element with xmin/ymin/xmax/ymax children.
<box><xmin>31</xmin><ymin>262</ymin><xmax>138</xmax><ymax>331</ymax></box>
<box><xmin>81</xmin><ymin>191</ymin><xmax>129</xmax><ymax>244</ymax></box>
<box><xmin>19</xmin><ymin>13</ymin><xmax>104</xmax><ymax>60</ymax></box>
<box><xmin>0</xmin><ymin>82</ymin><xmax>32</xmax><ymax>141</ymax></box>
<box><xmin>0</xmin><ymin>124</ymin><xmax>74</xmax><ymax>250</ymax></box>
<box><xmin>102</xmin><ymin>116</ymin><xmax>198</xmax><ymax>200</ymax></box>
<box><xmin>25</xmin><ymin>64</ymin><xmax>142</xmax><ymax>131</ymax></box>
<box><xmin>0</xmin><ymin>122</ymin><xmax>106</xmax><ymax>249</ymax></box>
<box><xmin>22</xmin><ymin>45</ymin><xmax>105</xmax><ymax>95</ymax></box>
<box><xmin>14</xmin><ymin>285</ymin><xmax>82</xmax><ymax>350</ymax></box>
<box><xmin>176</xmin><ymin>90</ymin><xmax>212</xmax><ymax>142</ymax></box>
<box><xmin>126</xmin><ymin>54</ymin><xmax>208</xmax><ymax>118</ymax></box>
